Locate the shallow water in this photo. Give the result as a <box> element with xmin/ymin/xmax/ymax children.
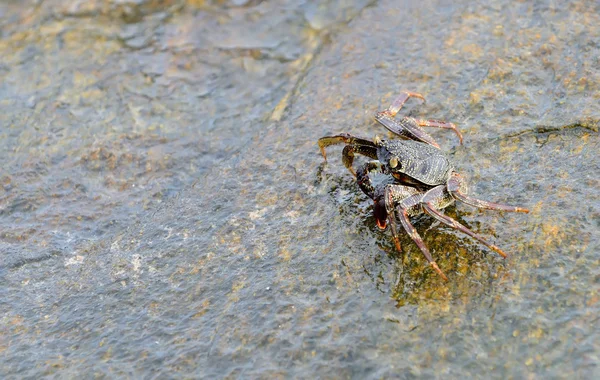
<box><xmin>1</xmin><ymin>0</ymin><xmax>599</xmax><ymax>378</ymax></box>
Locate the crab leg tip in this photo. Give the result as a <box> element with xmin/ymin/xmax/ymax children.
<box><xmin>490</xmin><ymin>245</ymin><xmax>508</xmax><ymax>259</ymax></box>
<box><xmin>430</xmin><ymin>262</ymin><xmax>448</xmax><ymax>281</ymax></box>
<box><xmin>406</xmin><ymin>91</ymin><xmax>425</xmax><ymax>102</ymax></box>
<box><xmin>456</xmin><ymin>129</ymin><xmax>464</xmax><ymax>145</ymax></box>
<box><xmin>317</xmin><ymin>143</ymin><xmax>327</xmax><ymax>160</ymax></box>
<box><xmin>448</xmin><ymin>123</ymin><xmax>463</xmax><ymax>144</ymax></box>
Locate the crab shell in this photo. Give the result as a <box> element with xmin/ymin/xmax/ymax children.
<box><xmin>376</xmin><ymin>139</ymin><xmax>454</xmax><ymax>187</ymax></box>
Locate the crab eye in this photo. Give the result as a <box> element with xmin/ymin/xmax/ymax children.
<box><xmin>389</xmin><ymin>156</ymin><xmax>399</xmax><ymax>169</ymax></box>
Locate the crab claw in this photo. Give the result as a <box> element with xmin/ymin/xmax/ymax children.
<box><xmin>374</xmin><ymin>200</ymin><xmax>388</xmax><ymax>230</ymax></box>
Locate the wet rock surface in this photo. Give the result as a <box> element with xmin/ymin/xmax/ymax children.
<box><xmin>1</xmin><ymin>0</ymin><xmax>599</xmax><ymax>378</ymax></box>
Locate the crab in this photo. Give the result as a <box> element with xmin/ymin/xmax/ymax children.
<box><xmin>318</xmin><ymin>91</ymin><xmax>529</xmax><ymax>280</ymax></box>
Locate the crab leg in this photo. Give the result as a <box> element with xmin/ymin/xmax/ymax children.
<box><xmin>386</xmin><ymin>209</ymin><xmax>403</xmax><ymax>253</ymax></box>
<box><xmin>413</xmin><ymin>118</ymin><xmax>463</xmax><ymax>144</ymax></box>
<box><xmin>375</xmin><ymin>91</ymin><xmax>462</xmax><ymax>147</ymax></box>
<box><xmin>383</xmin><ymin>91</ymin><xmax>426</xmax><ymax>116</ymax></box>
<box><xmin>395</xmin><ymin>193</ymin><xmax>448</xmax><ymax>280</ymax></box>
<box><xmin>375</xmin><ymin>114</ymin><xmax>441</xmax><ymax>148</ymax></box>
<box><xmin>421</xmin><ymin>186</ymin><xmax>508</xmax><ymax>258</ymax></box>
<box><xmin>341</xmin><ymin>146</ymin><xmax>359</xmax><ymax>176</ymax></box>
<box><xmin>318</xmin><ymin>133</ymin><xmax>378</xmax><ymax>176</ymax></box>
<box><xmin>448</xmin><ymin>174</ymin><xmax>530</xmax><ymax>213</ymax></box>
<box><xmin>452</xmin><ymin>192</ymin><xmax>530</xmax><ymax>213</ymax></box>
<box><xmin>318</xmin><ymin>133</ymin><xmax>377</xmax><ymax>160</ymax></box>
<box><xmin>375</xmin><ymin>184</ymin><xmax>423</xmax><ymax>253</ymax></box>
<box><xmin>378</xmin><ymin>184</ymin><xmax>421</xmax><ymax>249</ymax></box>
